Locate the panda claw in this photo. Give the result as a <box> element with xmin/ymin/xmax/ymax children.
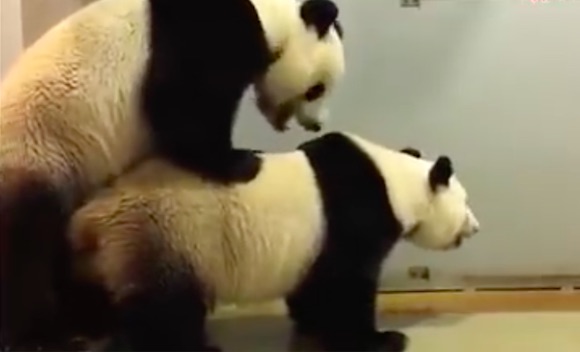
<box><xmin>201</xmin><ymin>344</ymin><xmax>222</xmax><ymax>352</ymax></box>
<box><xmin>374</xmin><ymin>330</ymin><xmax>409</xmax><ymax>352</ymax></box>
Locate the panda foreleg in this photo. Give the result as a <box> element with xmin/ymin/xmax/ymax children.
<box><xmin>142</xmin><ymin>85</ymin><xmax>263</xmax><ymax>183</ymax></box>
<box><xmin>285</xmin><ymin>274</ymin><xmax>408</xmax><ymax>351</ymax></box>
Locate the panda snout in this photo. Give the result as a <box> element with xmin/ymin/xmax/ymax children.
<box><xmin>296</xmin><ymin>114</ymin><xmax>323</xmax><ymax>132</ymax></box>
<box><xmin>296</xmin><ymin>105</ymin><xmax>328</xmax><ymax>133</ymax></box>
<box><xmin>465</xmin><ymin>211</ymin><xmax>480</xmax><ymax>237</ymax></box>
<box><xmin>466</xmin><ymin>222</ymin><xmax>480</xmax><ymax>238</ymax></box>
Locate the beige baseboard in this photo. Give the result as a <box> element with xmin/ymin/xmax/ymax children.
<box><xmin>378</xmin><ymin>290</ymin><xmax>580</xmax><ymax>314</ymax></box>
<box><xmin>379</xmin><ymin>272</ymin><xmax>580</xmax><ymax>292</ymax></box>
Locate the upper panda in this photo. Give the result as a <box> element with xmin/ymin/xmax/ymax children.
<box><xmin>69</xmin><ymin>132</ymin><xmax>481</xmax><ymax>352</ymax></box>
<box><xmin>0</xmin><ymin>0</ymin><xmax>344</xmax><ymax>348</ymax></box>
<box><xmin>142</xmin><ymin>0</ymin><xmax>346</xmax><ymax>180</ymax></box>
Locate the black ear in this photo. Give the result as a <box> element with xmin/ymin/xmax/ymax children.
<box><xmin>333</xmin><ymin>19</ymin><xmax>344</xmax><ymax>38</ymax></box>
<box><xmin>429</xmin><ymin>156</ymin><xmax>454</xmax><ymax>190</ymax></box>
<box><xmin>400</xmin><ymin>147</ymin><xmax>422</xmax><ymax>158</ymax></box>
<box><xmin>300</xmin><ymin>0</ymin><xmax>339</xmax><ymax>39</ymax></box>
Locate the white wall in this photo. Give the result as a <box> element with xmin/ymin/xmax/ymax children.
<box><xmin>0</xmin><ymin>0</ymin><xmax>23</xmax><ymax>79</ymax></box>
<box><xmin>233</xmin><ymin>0</ymin><xmax>580</xmax><ymax>282</ymax></box>
<box><xmin>1</xmin><ymin>0</ymin><xmax>88</xmax><ymax>79</ymax></box>
<box><xmin>20</xmin><ymin>0</ymin><xmax>87</xmax><ymax>46</ymax></box>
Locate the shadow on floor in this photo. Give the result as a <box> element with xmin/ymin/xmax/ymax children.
<box><xmin>94</xmin><ymin>312</ymin><xmax>580</xmax><ymax>352</ymax></box>
<box><xmin>208</xmin><ymin>312</ymin><xmax>467</xmax><ymax>352</ymax></box>
<box><xmin>90</xmin><ymin>312</ymin><xmax>469</xmax><ymax>351</ymax></box>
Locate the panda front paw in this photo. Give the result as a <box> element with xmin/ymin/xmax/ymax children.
<box><xmin>200</xmin><ymin>344</ymin><xmax>222</xmax><ymax>352</ymax></box>
<box><xmin>224</xmin><ymin>149</ymin><xmax>262</xmax><ymax>182</ymax></box>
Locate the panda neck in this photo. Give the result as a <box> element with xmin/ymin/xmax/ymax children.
<box><xmin>389</xmin><ymin>162</ymin><xmax>432</xmax><ymax>235</ymax></box>
<box><xmin>342</xmin><ymin>133</ymin><xmax>432</xmax><ymax>235</ymax></box>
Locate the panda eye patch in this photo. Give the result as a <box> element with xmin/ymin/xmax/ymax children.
<box><xmin>304</xmin><ymin>83</ymin><xmax>326</xmax><ymax>102</ymax></box>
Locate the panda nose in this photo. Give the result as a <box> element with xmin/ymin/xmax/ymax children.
<box><xmin>470</xmin><ymin>223</ymin><xmax>480</xmax><ymax>236</ymax></box>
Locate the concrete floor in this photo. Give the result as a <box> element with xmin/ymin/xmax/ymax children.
<box><xmin>208</xmin><ymin>311</ymin><xmax>580</xmax><ymax>352</ymax></box>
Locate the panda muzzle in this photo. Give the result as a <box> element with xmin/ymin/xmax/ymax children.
<box><xmin>256</xmin><ymin>96</ymin><xmax>295</xmax><ymax>132</ymax></box>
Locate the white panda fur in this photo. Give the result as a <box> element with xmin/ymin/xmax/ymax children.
<box><xmin>68</xmin><ymin>132</ymin><xmax>480</xmax><ymax>351</ymax></box>
<box><xmin>0</xmin><ymin>0</ymin><xmax>345</xmax><ymax>348</ymax></box>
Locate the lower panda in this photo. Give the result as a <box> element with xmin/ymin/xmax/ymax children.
<box><xmin>68</xmin><ymin>132</ymin><xmax>480</xmax><ymax>351</ymax></box>
<box><xmin>0</xmin><ymin>0</ymin><xmax>344</xmax><ymax>347</ymax></box>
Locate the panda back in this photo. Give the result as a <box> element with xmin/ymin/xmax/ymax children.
<box><xmin>0</xmin><ymin>0</ymin><xmax>150</xmax><ymax>191</ymax></box>
<box><xmin>70</xmin><ymin>153</ymin><xmax>326</xmax><ymax>306</ymax></box>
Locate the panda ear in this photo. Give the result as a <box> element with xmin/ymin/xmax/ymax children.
<box><xmin>429</xmin><ymin>156</ymin><xmax>454</xmax><ymax>191</ymax></box>
<box><xmin>400</xmin><ymin>147</ymin><xmax>422</xmax><ymax>158</ymax></box>
<box><xmin>300</xmin><ymin>0</ymin><xmax>339</xmax><ymax>39</ymax></box>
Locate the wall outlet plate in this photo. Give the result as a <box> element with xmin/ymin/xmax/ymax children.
<box><xmin>401</xmin><ymin>0</ymin><xmax>421</xmax><ymax>8</ymax></box>
<box><xmin>408</xmin><ymin>266</ymin><xmax>431</xmax><ymax>280</ymax></box>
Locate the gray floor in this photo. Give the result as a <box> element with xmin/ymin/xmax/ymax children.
<box><xmin>208</xmin><ymin>311</ymin><xmax>580</xmax><ymax>352</ymax></box>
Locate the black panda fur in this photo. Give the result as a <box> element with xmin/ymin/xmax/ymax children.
<box><xmin>285</xmin><ymin>133</ymin><xmax>409</xmax><ymax>351</ymax></box>
<box><xmin>141</xmin><ymin>0</ymin><xmax>274</xmax><ymax>182</ymax></box>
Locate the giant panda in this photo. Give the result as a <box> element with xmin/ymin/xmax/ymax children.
<box><xmin>68</xmin><ymin>132</ymin><xmax>481</xmax><ymax>352</ymax></box>
<box><xmin>0</xmin><ymin>0</ymin><xmax>345</xmax><ymax>348</ymax></box>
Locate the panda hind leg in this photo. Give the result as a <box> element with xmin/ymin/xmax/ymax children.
<box><xmin>112</xmin><ymin>266</ymin><xmax>220</xmax><ymax>352</ymax></box>
<box><xmin>97</xmin><ymin>232</ymin><xmax>219</xmax><ymax>352</ymax></box>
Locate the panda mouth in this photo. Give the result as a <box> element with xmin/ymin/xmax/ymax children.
<box><xmin>255</xmin><ymin>94</ymin><xmax>296</xmax><ymax>132</ymax></box>
<box><xmin>445</xmin><ymin>236</ymin><xmax>463</xmax><ymax>250</ymax></box>
<box><xmin>403</xmin><ymin>223</ymin><xmax>420</xmax><ymax>239</ymax></box>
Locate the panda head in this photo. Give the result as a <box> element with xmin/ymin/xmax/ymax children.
<box><xmin>253</xmin><ymin>0</ymin><xmax>345</xmax><ymax>133</ymax></box>
<box><xmin>349</xmin><ymin>135</ymin><xmax>480</xmax><ymax>251</ymax></box>
<box><xmin>403</xmin><ymin>154</ymin><xmax>481</xmax><ymax>251</ymax></box>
